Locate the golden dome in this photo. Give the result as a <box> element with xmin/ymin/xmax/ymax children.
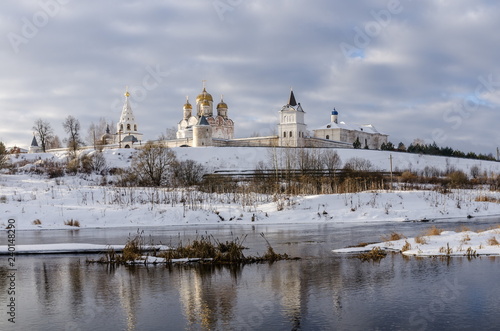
<box><xmin>201</xmin><ymin>100</ymin><xmax>210</xmax><ymax>107</ymax></box>
<box><xmin>196</xmin><ymin>88</ymin><xmax>213</xmax><ymax>102</ymax></box>
<box><xmin>217</xmin><ymin>99</ymin><xmax>228</xmax><ymax>109</ymax></box>
<box><xmin>184</xmin><ymin>96</ymin><xmax>192</xmax><ymax>109</ymax></box>
<box><xmin>124</xmin><ymin>91</ymin><xmax>130</xmax><ymax>97</ymax></box>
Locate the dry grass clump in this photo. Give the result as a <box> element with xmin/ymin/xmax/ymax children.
<box><xmin>424</xmin><ymin>226</ymin><xmax>443</xmax><ymax>236</ymax></box>
<box><xmin>460</xmin><ymin>234</ymin><xmax>471</xmax><ymax>244</ymax></box>
<box><xmin>122</xmin><ymin>236</ymin><xmax>143</xmax><ymax>261</ymax></box>
<box><xmin>439</xmin><ymin>243</ymin><xmax>453</xmax><ymax>255</ymax></box>
<box><xmin>414</xmin><ymin>235</ymin><xmax>428</xmax><ymax>245</ymax></box>
<box><xmin>477</xmin><ymin>225</ymin><xmax>500</xmax><ymax>233</ymax></box>
<box><xmin>475</xmin><ymin>195</ymin><xmax>500</xmax><ymax>203</ymax></box>
<box><xmin>261</xmin><ymin>246</ymin><xmax>289</xmax><ymax>263</ymax></box>
<box><xmin>456</xmin><ymin>225</ymin><xmax>471</xmax><ymax>233</ymax></box>
<box><xmin>32</xmin><ymin>219</ymin><xmax>42</xmax><ymax>225</ymax></box>
<box><xmin>464</xmin><ymin>247</ymin><xmax>477</xmax><ymax>258</ymax></box>
<box><xmin>346</xmin><ymin>242</ymin><xmax>377</xmax><ymax>248</ymax></box>
<box><xmin>488</xmin><ymin>237</ymin><xmax>500</xmax><ymax>246</ymax></box>
<box><xmin>401</xmin><ymin>241</ymin><xmax>412</xmax><ymax>252</ymax></box>
<box><xmin>381</xmin><ymin>232</ymin><xmax>406</xmax><ymax>242</ymax></box>
<box><xmin>64</xmin><ymin>219</ymin><xmax>80</xmax><ymax>227</ymax></box>
<box><xmin>91</xmin><ymin>232</ymin><xmax>298</xmax><ymax>265</ymax></box>
<box><xmin>355</xmin><ymin>247</ymin><xmax>387</xmax><ymax>262</ymax></box>
<box><xmin>159</xmin><ymin>236</ymin><xmax>247</xmax><ymax>262</ymax></box>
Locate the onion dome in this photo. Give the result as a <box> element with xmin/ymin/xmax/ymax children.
<box><xmin>184</xmin><ymin>97</ymin><xmax>192</xmax><ymax>109</ymax></box>
<box><xmin>196</xmin><ymin>88</ymin><xmax>213</xmax><ymax>103</ymax></box>
<box><xmin>217</xmin><ymin>96</ymin><xmax>228</xmax><ymax>109</ymax></box>
<box><xmin>332</xmin><ymin>108</ymin><xmax>338</xmax><ymax>115</ymax></box>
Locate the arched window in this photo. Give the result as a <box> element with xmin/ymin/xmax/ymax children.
<box><xmin>120</xmin><ymin>124</ymin><xmax>123</xmax><ymax>131</ymax></box>
<box><xmin>326</xmin><ymin>135</ymin><xmax>330</xmax><ymax>140</ymax></box>
<box><xmin>127</xmin><ymin>124</ymin><xmax>131</xmax><ymax>130</ymax></box>
<box><xmin>289</xmin><ymin>131</ymin><xmax>293</xmax><ymax>138</ymax></box>
<box><xmin>284</xmin><ymin>132</ymin><xmax>287</xmax><ymax>138</ymax></box>
<box><xmin>134</xmin><ymin>124</ymin><xmax>137</xmax><ymax>131</ymax></box>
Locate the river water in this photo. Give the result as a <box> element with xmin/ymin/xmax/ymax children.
<box><xmin>1</xmin><ymin>219</ymin><xmax>500</xmax><ymax>330</ymax></box>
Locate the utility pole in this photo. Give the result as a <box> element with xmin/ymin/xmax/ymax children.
<box><xmin>389</xmin><ymin>154</ymin><xmax>393</xmax><ymax>191</ymax></box>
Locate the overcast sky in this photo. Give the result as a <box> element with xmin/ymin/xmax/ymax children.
<box><xmin>1</xmin><ymin>0</ymin><xmax>500</xmax><ymax>155</ymax></box>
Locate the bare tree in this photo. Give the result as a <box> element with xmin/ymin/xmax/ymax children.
<box><xmin>46</xmin><ymin>135</ymin><xmax>62</xmax><ymax>150</ymax></box>
<box><xmin>32</xmin><ymin>119</ymin><xmax>53</xmax><ymax>152</ymax></box>
<box><xmin>91</xmin><ymin>151</ymin><xmax>108</xmax><ymax>174</ymax></box>
<box><xmin>0</xmin><ymin>142</ymin><xmax>8</xmax><ymax>169</ymax></box>
<box><xmin>343</xmin><ymin>157</ymin><xmax>373</xmax><ymax>172</ymax></box>
<box><xmin>322</xmin><ymin>150</ymin><xmax>342</xmax><ymax>174</ymax></box>
<box><xmin>165</xmin><ymin>126</ymin><xmax>177</xmax><ymax>140</ymax></box>
<box><xmin>62</xmin><ymin>115</ymin><xmax>83</xmax><ymax>155</ymax></box>
<box><xmin>172</xmin><ymin>159</ymin><xmax>205</xmax><ymax>186</ymax></box>
<box><xmin>131</xmin><ymin>142</ymin><xmax>177</xmax><ymax>186</ymax></box>
<box><xmin>86</xmin><ymin>117</ymin><xmax>109</xmax><ymax>146</ymax></box>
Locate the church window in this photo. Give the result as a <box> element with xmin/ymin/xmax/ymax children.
<box><xmin>120</xmin><ymin>124</ymin><xmax>123</xmax><ymax>131</ymax></box>
<box><xmin>284</xmin><ymin>132</ymin><xmax>287</xmax><ymax>138</ymax></box>
<box><xmin>134</xmin><ymin>125</ymin><xmax>137</xmax><ymax>131</ymax></box>
<box><xmin>326</xmin><ymin>135</ymin><xmax>330</xmax><ymax>140</ymax></box>
<box><xmin>127</xmin><ymin>124</ymin><xmax>131</xmax><ymax>130</ymax></box>
<box><xmin>289</xmin><ymin>131</ymin><xmax>292</xmax><ymax>137</ymax></box>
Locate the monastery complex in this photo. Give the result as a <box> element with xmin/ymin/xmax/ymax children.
<box><xmin>29</xmin><ymin>85</ymin><xmax>388</xmax><ymax>152</ymax></box>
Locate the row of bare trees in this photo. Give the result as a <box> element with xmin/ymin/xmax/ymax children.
<box><xmin>32</xmin><ymin>117</ymin><xmax>112</xmax><ymax>153</ymax></box>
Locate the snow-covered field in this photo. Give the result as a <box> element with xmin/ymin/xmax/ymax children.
<box><xmin>1</xmin><ymin>147</ymin><xmax>499</xmax><ymax>231</ymax></box>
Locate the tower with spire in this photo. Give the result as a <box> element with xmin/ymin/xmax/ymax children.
<box><xmin>115</xmin><ymin>89</ymin><xmax>143</xmax><ymax>147</ymax></box>
<box><xmin>28</xmin><ymin>134</ymin><xmax>42</xmax><ymax>153</ymax></box>
<box><xmin>278</xmin><ymin>89</ymin><xmax>307</xmax><ymax>147</ymax></box>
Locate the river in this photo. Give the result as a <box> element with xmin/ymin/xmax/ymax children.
<box><xmin>1</xmin><ymin>218</ymin><xmax>499</xmax><ymax>330</ymax></box>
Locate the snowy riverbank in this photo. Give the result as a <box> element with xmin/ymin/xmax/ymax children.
<box><xmin>1</xmin><ymin>173</ymin><xmax>500</xmax><ymax>230</ymax></box>
<box><xmin>333</xmin><ymin>227</ymin><xmax>500</xmax><ymax>257</ymax></box>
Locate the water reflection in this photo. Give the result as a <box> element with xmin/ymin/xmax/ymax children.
<box><xmin>2</xmin><ymin>221</ymin><xmax>500</xmax><ymax>330</ymax></box>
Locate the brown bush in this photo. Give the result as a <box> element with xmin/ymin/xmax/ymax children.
<box><xmin>424</xmin><ymin>226</ymin><xmax>443</xmax><ymax>236</ymax></box>
<box><xmin>381</xmin><ymin>232</ymin><xmax>405</xmax><ymax>242</ymax></box>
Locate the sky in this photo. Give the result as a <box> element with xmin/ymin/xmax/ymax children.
<box><xmin>1</xmin><ymin>0</ymin><xmax>500</xmax><ymax>155</ymax></box>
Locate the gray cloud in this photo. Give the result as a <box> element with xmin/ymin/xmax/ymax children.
<box><xmin>1</xmin><ymin>0</ymin><xmax>499</xmax><ymax>155</ymax></box>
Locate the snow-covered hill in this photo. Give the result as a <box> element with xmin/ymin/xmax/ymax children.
<box><xmin>12</xmin><ymin>146</ymin><xmax>500</xmax><ymax>175</ymax></box>
<box><xmin>1</xmin><ymin>147</ymin><xmax>499</xmax><ymax>230</ymax></box>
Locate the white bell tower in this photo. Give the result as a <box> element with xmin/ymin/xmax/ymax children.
<box><xmin>278</xmin><ymin>89</ymin><xmax>307</xmax><ymax>147</ymax></box>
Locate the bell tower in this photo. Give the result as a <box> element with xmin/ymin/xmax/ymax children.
<box><xmin>278</xmin><ymin>89</ymin><xmax>307</xmax><ymax>147</ymax></box>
